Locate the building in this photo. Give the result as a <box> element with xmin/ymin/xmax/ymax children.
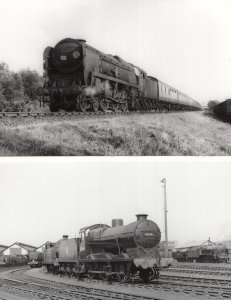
<box><xmin>1</xmin><ymin>242</ymin><xmax>37</xmax><ymax>258</ymax></box>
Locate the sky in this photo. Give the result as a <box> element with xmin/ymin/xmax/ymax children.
<box><xmin>0</xmin><ymin>0</ymin><xmax>231</xmax><ymax>104</ymax></box>
<box><xmin>0</xmin><ymin>158</ymin><xmax>230</xmax><ymax>247</ymax></box>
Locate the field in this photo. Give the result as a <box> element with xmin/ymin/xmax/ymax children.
<box><xmin>0</xmin><ymin>110</ymin><xmax>230</xmax><ymax>156</ymax></box>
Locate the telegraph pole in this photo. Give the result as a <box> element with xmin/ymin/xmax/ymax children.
<box><xmin>161</xmin><ymin>178</ymin><xmax>168</xmax><ymax>257</ymax></box>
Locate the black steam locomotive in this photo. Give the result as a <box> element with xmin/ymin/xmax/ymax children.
<box><xmin>28</xmin><ymin>251</ymin><xmax>43</xmax><ymax>268</ymax></box>
<box><xmin>43</xmin><ymin>214</ymin><xmax>161</xmax><ymax>282</ymax></box>
<box><xmin>42</xmin><ymin>38</ymin><xmax>201</xmax><ymax>112</ymax></box>
<box><xmin>172</xmin><ymin>244</ymin><xmax>228</xmax><ymax>263</ymax></box>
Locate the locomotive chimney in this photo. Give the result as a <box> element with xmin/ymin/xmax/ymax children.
<box><xmin>112</xmin><ymin>219</ymin><xmax>123</xmax><ymax>227</ymax></box>
<box><xmin>136</xmin><ymin>214</ymin><xmax>148</xmax><ymax>221</ymax></box>
<box><xmin>62</xmin><ymin>235</ymin><xmax>68</xmax><ymax>240</ymax></box>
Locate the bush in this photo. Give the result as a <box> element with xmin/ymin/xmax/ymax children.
<box><xmin>207</xmin><ymin>100</ymin><xmax>220</xmax><ymax>111</ymax></box>
<box><xmin>0</xmin><ymin>61</ymin><xmax>43</xmax><ymax>112</ymax></box>
<box><xmin>19</xmin><ymin>69</ymin><xmax>43</xmax><ymax>100</ymax></box>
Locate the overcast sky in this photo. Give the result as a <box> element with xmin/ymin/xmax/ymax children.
<box><xmin>0</xmin><ymin>0</ymin><xmax>231</xmax><ymax>104</ymax></box>
<box><xmin>0</xmin><ymin>159</ymin><xmax>230</xmax><ymax>247</ymax></box>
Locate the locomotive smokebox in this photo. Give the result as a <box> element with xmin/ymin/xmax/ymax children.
<box><xmin>62</xmin><ymin>235</ymin><xmax>68</xmax><ymax>240</ymax></box>
<box><xmin>112</xmin><ymin>219</ymin><xmax>123</xmax><ymax>228</ymax></box>
<box><xmin>136</xmin><ymin>214</ymin><xmax>148</xmax><ymax>221</ymax></box>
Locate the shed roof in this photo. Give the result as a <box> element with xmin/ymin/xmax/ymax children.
<box><xmin>0</xmin><ymin>244</ymin><xmax>8</xmax><ymax>252</ymax></box>
<box><xmin>0</xmin><ymin>242</ymin><xmax>37</xmax><ymax>254</ymax></box>
<box><xmin>176</xmin><ymin>239</ymin><xmax>216</xmax><ymax>250</ymax></box>
<box><xmin>34</xmin><ymin>241</ymin><xmax>51</xmax><ymax>251</ymax></box>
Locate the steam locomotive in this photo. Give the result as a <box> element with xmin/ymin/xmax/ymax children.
<box><xmin>43</xmin><ymin>214</ymin><xmax>161</xmax><ymax>282</ymax></box>
<box><xmin>28</xmin><ymin>251</ymin><xmax>43</xmax><ymax>268</ymax></box>
<box><xmin>172</xmin><ymin>244</ymin><xmax>228</xmax><ymax>263</ymax></box>
<box><xmin>42</xmin><ymin>38</ymin><xmax>201</xmax><ymax>112</ymax></box>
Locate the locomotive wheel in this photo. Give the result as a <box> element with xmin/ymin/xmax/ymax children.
<box><xmin>75</xmin><ymin>94</ymin><xmax>87</xmax><ymax>112</ymax></box>
<box><xmin>49</xmin><ymin>101</ymin><xmax>59</xmax><ymax>112</ymax></box>
<box><xmin>79</xmin><ymin>102</ymin><xmax>87</xmax><ymax>112</ymax></box>
<box><xmin>91</xmin><ymin>101</ymin><xmax>99</xmax><ymax>112</ymax></box>
<box><xmin>120</xmin><ymin>100</ymin><xmax>128</xmax><ymax>112</ymax></box>
<box><xmin>99</xmin><ymin>100</ymin><xmax>107</xmax><ymax>112</ymax></box>
<box><xmin>100</xmin><ymin>273</ymin><xmax>107</xmax><ymax>281</ymax></box>
<box><xmin>119</xmin><ymin>264</ymin><xmax>128</xmax><ymax>282</ymax></box>
<box><xmin>65</xmin><ymin>104</ymin><xmax>74</xmax><ymax>112</ymax></box>
<box><xmin>112</xmin><ymin>103</ymin><xmax>118</xmax><ymax>113</ymax></box>
<box><xmin>88</xmin><ymin>272</ymin><xmax>94</xmax><ymax>279</ymax></box>
<box><xmin>140</xmin><ymin>267</ymin><xmax>155</xmax><ymax>283</ymax></box>
<box><xmin>64</xmin><ymin>96</ymin><xmax>74</xmax><ymax>112</ymax></box>
<box><xmin>119</xmin><ymin>273</ymin><xmax>128</xmax><ymax>283</ymax></box>
<box><xmin>49</xmin><ymin>93</ymin><xmax>60</xmax><ymax>112</ymax></box>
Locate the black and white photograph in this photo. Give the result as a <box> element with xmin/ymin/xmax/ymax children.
<box><xmin>0</xmin><ymin>159</ymin><xmax>231</xmax><ymax>299</ymax></box>
<box><xmin>0</xmin><ymin>0</ymin><xmax>231</xmax><ymax>156</ymax></box>
<box><xmin>1</xmin><ymin>0</ymin><xmax>231</xmax><ymax>300</ymax></box>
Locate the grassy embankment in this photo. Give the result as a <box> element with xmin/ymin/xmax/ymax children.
<box><xmin>0</xmin><ymin>111</ymin><xmax>230</xmax><ymax>156</ymax></box>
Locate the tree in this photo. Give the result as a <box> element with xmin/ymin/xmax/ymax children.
<box><xmin>0</xmin><ymin>61</ymin><xmax>43</xmax><ymax>111</ymax></box>
<box><xmin>19</xmin><ymin>69</ymin><xmax>43</xmax><ymax>100</ymax></box>
<box><xmin>207</xmin><ymin>100</ymin><xmax>220</xmax><ymax>111</ymax></box>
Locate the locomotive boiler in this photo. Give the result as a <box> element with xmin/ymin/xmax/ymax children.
<box><xmin>42</xmin><ymin>38</ymin><xmax>201</xmax><ymax>113</ymax></box>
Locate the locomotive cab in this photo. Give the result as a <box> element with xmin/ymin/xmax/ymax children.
<box><xmin>78</xmin><ymin>224</ymin><xmax>110</xmax><ymax>258</ymax></box>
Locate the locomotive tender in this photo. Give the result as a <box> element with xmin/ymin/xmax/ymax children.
<box><xmin>43</xmin><ymin>38</ymin><xmax>201</xmax><ymax>112</ymax></box>
<box><xmin>43</xmin><ymin>214</ymin><xmax>161</xmax><ymax>282</ymax></box>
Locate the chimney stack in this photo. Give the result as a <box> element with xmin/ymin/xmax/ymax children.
<box><xmin>136</xmin><ymin>214</ymin><xmax>148</xmax><ymax>221</ymax></box>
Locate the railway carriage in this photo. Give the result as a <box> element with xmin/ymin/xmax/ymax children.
<box><xmin>42</xmin><ymin>38</ymin><xmax>201</xmax><ymax>113</ymax></box>
<box><xmin>213</xmin><ymin>99</ymin><xmax>231</xmax><ymax>120</ymax></box>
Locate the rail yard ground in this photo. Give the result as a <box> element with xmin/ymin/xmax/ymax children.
<box><xmin>1</xmin><ymin>264</ymin><xmax>231</xmax><ymax>300</ymax></box>
<box><xmin>0</xmin><ymin>110</ymin><xmax>230</xmax><ymax>156</ymax></box>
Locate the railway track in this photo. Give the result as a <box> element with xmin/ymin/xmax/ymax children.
<box><xmin>171</xmin><ymin>263</ymin><xmax>231</xmax><ymax>272</ymax></box>
<box><xmin>25</xmin><ymin>267</ymin><xmax>231</xmax><ymax>299</ymax></box>
<box><xmin>4</xmin><ymin>266</ymin><xmax>231</xmax><ymax>300</ymax></box>
<box><xmin>162</xmin><ymin>266</ymin><xmax>231</xmax><ymax>277</ymax></box>
<box><xmin>0</xmin><ymin>110</ymin><xmax>128</xmax><ymax>118</ymax></box>
<box><xmin>0</xmin><ymin>108</ymin><xmax>193</xmax><ymax>119</ymax></box>
<box><xmin>0</xmin><ymin>268</ymin><xmax>165</xmax><ymax>300</ymax></box>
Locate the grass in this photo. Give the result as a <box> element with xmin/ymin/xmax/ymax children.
<box><xmin>0</xmin><ymin>111</ymin><xmax>231</xmax><ymax>155</ymax></box>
